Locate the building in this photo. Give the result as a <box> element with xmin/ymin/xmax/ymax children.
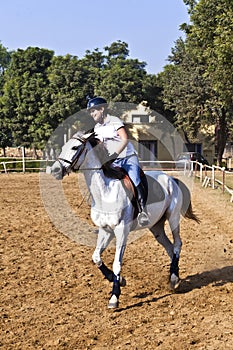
<box><xmin>122</xmin><ymin>102</ymin><xmax>215</xmax><ymax>166</ymax></box>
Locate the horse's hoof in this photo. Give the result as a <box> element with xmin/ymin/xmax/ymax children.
<box><xmin>119</xmin><ymin>276</ymin><xmax>126</xmax><ymax>287</ymax></box>
<box><xmin>108</xmin><ymin>295</ymin><xmax>119</xmax><ymax>309</ymax></box>
<box><xmin>170</xmin><ymin>273</ymin><xmax>180</xmax><ymax>291</ymax></box>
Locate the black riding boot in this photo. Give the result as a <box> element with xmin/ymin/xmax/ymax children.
<box><xmin>136</xmin><ymin>182</ymin><xmax>150</xmax><ymax>226</ymax></box>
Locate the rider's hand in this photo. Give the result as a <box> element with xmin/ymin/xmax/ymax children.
<box><xmin>108</xmin><ymin>152</ymin><xmax>118</xmax><ymax>163</ymax></box>
<box><xmin>102</xmin><ymin>152</ymin><xmax>118</xmax><ymax>167</ymax></box>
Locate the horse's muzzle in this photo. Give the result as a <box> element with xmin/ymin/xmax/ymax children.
<box><xmin>50</xmin><ymin>161</ymin><xmax>64</xmax><ymax>180</ymax></box>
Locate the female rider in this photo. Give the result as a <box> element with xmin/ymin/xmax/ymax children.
<box><xmin>87</xmin><ymin>96</ymin><xmax>149</xmax><ymax>227</ymax></box>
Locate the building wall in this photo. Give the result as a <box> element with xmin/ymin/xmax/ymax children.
<box><xmin>123</xmin><ymin>103</ymin><xmax>215</xmax><ymax>163</ymax></box>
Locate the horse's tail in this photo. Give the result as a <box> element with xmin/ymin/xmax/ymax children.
<box><xmin>174</xmin><ymin>178</ymin><xmax>200</xmax><ymax>224</ymax></box>
<box><xmin>184</xmin><ymin>201</ymin><xmax>201</xmax><ymax>224</ymax></box>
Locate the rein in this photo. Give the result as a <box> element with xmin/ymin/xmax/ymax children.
<box><xmin>57</xmin><ymin>135</ymin><xmax>86</xmax><ymax>170</ymax></box>
<box><xmin>57</xmin><ymin>133</ymin><xmax>125</xmax><ymax>177</ymax></box>
<box><xmin>57</xmin><ymin>135</ymin><xmax>102</xmax><ymax>172</ymax></box>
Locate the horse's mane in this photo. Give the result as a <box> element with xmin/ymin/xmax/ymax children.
<box><xmin>84</xmin><ymin>132</ymin><xmax>126</xmax><ymax>180</ymax></box>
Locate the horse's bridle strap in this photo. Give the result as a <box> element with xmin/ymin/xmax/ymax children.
<box><xmin>57</xmin><ymin>157</ymin><xmax>73</xmax><ymax>165</ymax></box>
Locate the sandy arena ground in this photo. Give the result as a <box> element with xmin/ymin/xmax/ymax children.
<box><xmin>0</xmin><ymin>173</ymin><xmax>233</xmax><ymax>350</ymax></box>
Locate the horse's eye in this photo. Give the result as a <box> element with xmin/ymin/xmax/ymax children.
<box><xmin>71</xmin><ymin>146</ymin><xmax>79</xmax><ymax>150</ymax></box>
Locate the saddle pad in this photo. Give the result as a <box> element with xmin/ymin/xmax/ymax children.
<box><xmin>145</xmin><ymin>174</ymin><xmax>165</xmax><ymax>204</ymax></box>
<box><xmin>121</xmin><ymin>173</ymin><xmax>165</xmax><ymax>205</ymax></box>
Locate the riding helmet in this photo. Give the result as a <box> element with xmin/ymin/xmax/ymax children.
<box><xmin>87</xmin><ymin>96</ymin><xmax>107</xmax><ymax>110</ymax></box>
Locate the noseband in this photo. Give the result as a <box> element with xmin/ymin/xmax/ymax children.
<box><xmin>57</xmin><ymin>135</ymin><xmax>87</xmax><ymax>171</ymax></box>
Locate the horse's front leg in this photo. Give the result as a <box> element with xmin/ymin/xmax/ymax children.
<box><xmin>92</xmin><ymin>227</ymin><xmax>127</xmax><ymax>286</ymax></box>
<box><xmin>92</xmin><ymin>227</ymin><xmax>115</xmax><ymax>279</ymax></box>
<box><xmin>108</xmin><ymin>224</ymin><xmax>129</xmax><ymax>309</ymax></box>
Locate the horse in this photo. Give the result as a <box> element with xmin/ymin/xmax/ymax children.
<box><xmin>48</xmin><ymin>131</ymin><xmax>200</xmax><ymax>308</ymax></box>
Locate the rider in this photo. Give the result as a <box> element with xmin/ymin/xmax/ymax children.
<box><xmin>87</xmin><ymin>96</ymin><xmax>150</xmax><ymax>227</ymax></box>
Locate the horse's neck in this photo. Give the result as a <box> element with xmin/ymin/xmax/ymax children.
<box><xmin>83</xmin><ymin>152</ymin><xmax>123</xmax><ymax>207</ymax></box>
<box><xmin>84</xmin><ymin>168</ymin><xmax>112</xmax><ymax>199</ymax></box>
<box><xmin>82</xmin><ymin>147</ymin><xmax>109</xmax><ymax>196</ymax></box>
<box><xmin>82</xmin><ymin>144</ymin><xmax>132</xmax><ymax>227</ymax></box>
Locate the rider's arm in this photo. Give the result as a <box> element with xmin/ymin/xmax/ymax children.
<box><xmin>115</xmin><ymin>127</ymin><xmax>128</xmax><ymax>155</ymax></box>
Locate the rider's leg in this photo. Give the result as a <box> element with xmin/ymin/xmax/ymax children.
<box><xmin>135</xmin><ymin>181</ymin><xmax>150</xmax><ymax>226</ymax></box>
<box><xmin>113</xmin><ymin>155</ymin><xmax>150</xmax><ymax>226</ymax></box>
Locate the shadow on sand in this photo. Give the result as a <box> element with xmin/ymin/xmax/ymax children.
<box><xmin>115</xmin><ymin>265</ymin><xmax>233</xmax><ymax>312</ymax></box>
<box><xmin>177</xmin><ymin>265</ymin><xmax>233</xmax><ymax>293</ymax></box>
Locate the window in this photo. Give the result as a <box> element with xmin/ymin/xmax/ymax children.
<box><xmin>139</xmin><ymin>140</ymin><xmax>157</xmax><ymax>161</ymax></box>
<box><xmin>132</xmin><ymin>114</ymin><xmax>149</xmax><ymax>123</ymax></box>
<box><xmin>185</xmin><ymin>143</ymin><xmax>202</xmax><ymax>154</ymax></box>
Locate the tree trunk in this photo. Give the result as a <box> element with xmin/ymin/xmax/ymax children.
<box><xmin>32</xmin><ymin>146</ymin><xmax>39</xmax><ymax>159</ymax></box>
<box><xmin>215</xmin><ymin>108</ymin><xmax>227</xmax><ymax>167</ymax></box>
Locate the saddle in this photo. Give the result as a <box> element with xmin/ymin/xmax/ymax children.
<box><xmin>102</xmin><ymin>162</ymin><xmax>165</xmax><ymax>219</ymax></box>
<box><xmin>121</xmin><ymin>169</ymin><xmax>148</xmax><ymax>220</ymax></box>
<box><xmin>122</xmin><ymin>169</ymin><xmax>165</xmax><ymax>207</ymax></box>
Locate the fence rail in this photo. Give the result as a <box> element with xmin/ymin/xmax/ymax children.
<box><xmin>192</xmin><ymin>163</ymin><xmax>233</xmax><ymax>202</ymax></box>
<box><xmin>0</xmin><ymin>159</ymin><xmax>53</xmax><ymax>173</ymax></box>
<box><xmin>1</xmin><ymin>158</ymin><xmax>233</xmax><ymax>202</ymax></box>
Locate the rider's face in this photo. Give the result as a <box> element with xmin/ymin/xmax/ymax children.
<box><xmin>89</xmin><ymin>107</ymin><xmax>104</xmax><ymax>123</ymax></box>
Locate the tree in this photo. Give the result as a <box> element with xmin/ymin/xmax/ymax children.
<box><xmin>44</xmin><ymin>51</ymin><xmax>106</xmax><ymax>136</ymax></box>
<box><xmin>0</xmin><ymin>42</ymin><xmax>11</xmax><ymax>87</ymax></box>
<box><xmin>1</xmin><ymin>47</ymin><xmax>54</xmax><ymax>156</ymax></box>
<box><xmin>162</xmin><ymin>0</ymin><xmax>233</xmax><ymax>165</ymax></box>
<box><xmin>0</xmin><ymin>122</ymin><xmax>13</xmax><ymax>156</ymax></box>
<box><xmin>94</xmin><ymin>41</ymin><xmax>147</xmax><ymax>108</ymax></box>
<box><xmin>0</xmin><ymin>42</ymin><xmax>12</xmax><ymax>155</ymax></box>
<box><xmin>162</xmin><ymin>38</ymin><xmax>212</xmax><ymax>137</ymax></box>
<box><xmin>0</xmin><ymin>41</ymin><xmax>165</xmax><ymax>154</ymax></box>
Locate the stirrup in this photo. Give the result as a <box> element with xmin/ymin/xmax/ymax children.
<box><xmin>137</xmin><ymin>211</ymin><xmax>150</xmax><ymax>227</ymax></box>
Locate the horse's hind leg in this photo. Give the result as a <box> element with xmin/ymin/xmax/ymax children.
<box><xmin>150</xmin><ymin>218</ymin><xmax>181</xmax><ymax>290</ymax></box>
<box><xmin>169</xmin><ymin>223</ymin><xmax>182</xmax><ymax>291</ymax></box>
<box><xmin>150</xmin><ymin>217</ymin><xmax>174</xmax><ymax>259</ymax></box>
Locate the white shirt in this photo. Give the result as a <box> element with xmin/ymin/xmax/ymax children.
<box><xmin>94</xmin><ymin>114</ymin><xmax>136</xmax><ymax>158</ymax></box>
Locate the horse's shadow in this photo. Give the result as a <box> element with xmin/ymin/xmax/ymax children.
<box><xmin>115</xmin><ymin>265</ymin><xmax>233</xmax><ymax>312</ymax></box>
<box><xmin>177</xmin><ymin>265</ymin><xmax>233</xmax><ymax>293</ymax></box>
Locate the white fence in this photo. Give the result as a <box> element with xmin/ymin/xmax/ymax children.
<box><xmin>1</xmin><ymin>158</ymin><xmax>233</xmax><ymax>202</ymax></box>
<box><xmin>140</xmin><ymin>160</ymin><xmax>233</xmax><ymax>202</ymax></box>
<box><xmin>191</xmin><ymin>162</ymin><xmax>233</xmax><ymax>202</ymax></box>
<box><xmin>0</xmin><ymin>159</ymin><xmax>51</xmax><ymax>173</ymax></box>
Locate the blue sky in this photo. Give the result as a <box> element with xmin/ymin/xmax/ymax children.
<box><xmin>0</xmin><ymin>0</ymin><xmax>189</xmax><ymax>74</ymax></box>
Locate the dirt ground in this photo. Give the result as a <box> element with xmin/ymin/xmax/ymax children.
<box><xmin>0</xmin><ymin>173</ymin><xmax>233</xmax><ymax>350</ymax></box>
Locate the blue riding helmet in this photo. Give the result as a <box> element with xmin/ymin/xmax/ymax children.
<box><xmin>87</xmin><ymin>96</ymin><xmax>107</xmax><ymax>110</ymax></box>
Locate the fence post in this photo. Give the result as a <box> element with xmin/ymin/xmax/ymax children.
<box><xmin>2</xmin><ymin>162</ymin><xmax>7</xmax><ymax>174</ymax></box>
<box><xmin>200</xmin><ymin>163</ymin><xmax>203</xmax><ymax>183</ymax></box>
<box><xmin>222</xmin><ymin>168</ymin><xmax>225</xmax><ymax>193</ymax></box>
<box><xmin>21</xmin><ymin>146</ymin><xmax>25</xmax><ymax>173</ymax></box>
<box><xmin>190</xmin><ymin>161</ymin><xmax>193</xmax><ymax>177</ymax></box>
<box><xmin>212</xmin><ymin>166</ymin><xmax>215</xmax><ymax>189</ymax></box>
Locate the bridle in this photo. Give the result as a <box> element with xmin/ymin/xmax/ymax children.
<box><xmin>57</xmin><ymin>134</ymin><xmax>102</xmax><ymax>172</ymax></box>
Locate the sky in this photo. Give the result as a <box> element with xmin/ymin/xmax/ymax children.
<box><xmin>0</xmin><ymin>0</ymin><xmax>189</xmax><ymax>74</ymax></box>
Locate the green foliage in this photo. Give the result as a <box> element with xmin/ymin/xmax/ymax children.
<box><xmin>0</xmin><ymin>40</ymin><xmax>161</xmax><ymax>156</ymax></box>
<box><xmin>0</xmin><ymin>44</ymin><xmax>13</xmax><ymax>155</ymax></box>
<box><xmin>1</xmin><ymin>47</ymin><xmax>54</xmax><ymax>150</ymax></box>
<box><xmin>93</xmin><ymin>41</ymin><xmax>147</xmax><ymax>103</ymax></box>
<box><xmin>0</xmin><ymin>42</ymin><xmax>11</xmax><ymax>77</ymax></box>
<box><xmin>162</xmin><ymin>0</ymin><xmax>233</xmax><ymax>165</ymax></box>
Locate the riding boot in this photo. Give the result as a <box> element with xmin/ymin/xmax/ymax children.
<box><xmin>136</xmin><ymin>182</ymin><xmax>150</xmax><ymax>226</ymax></box>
